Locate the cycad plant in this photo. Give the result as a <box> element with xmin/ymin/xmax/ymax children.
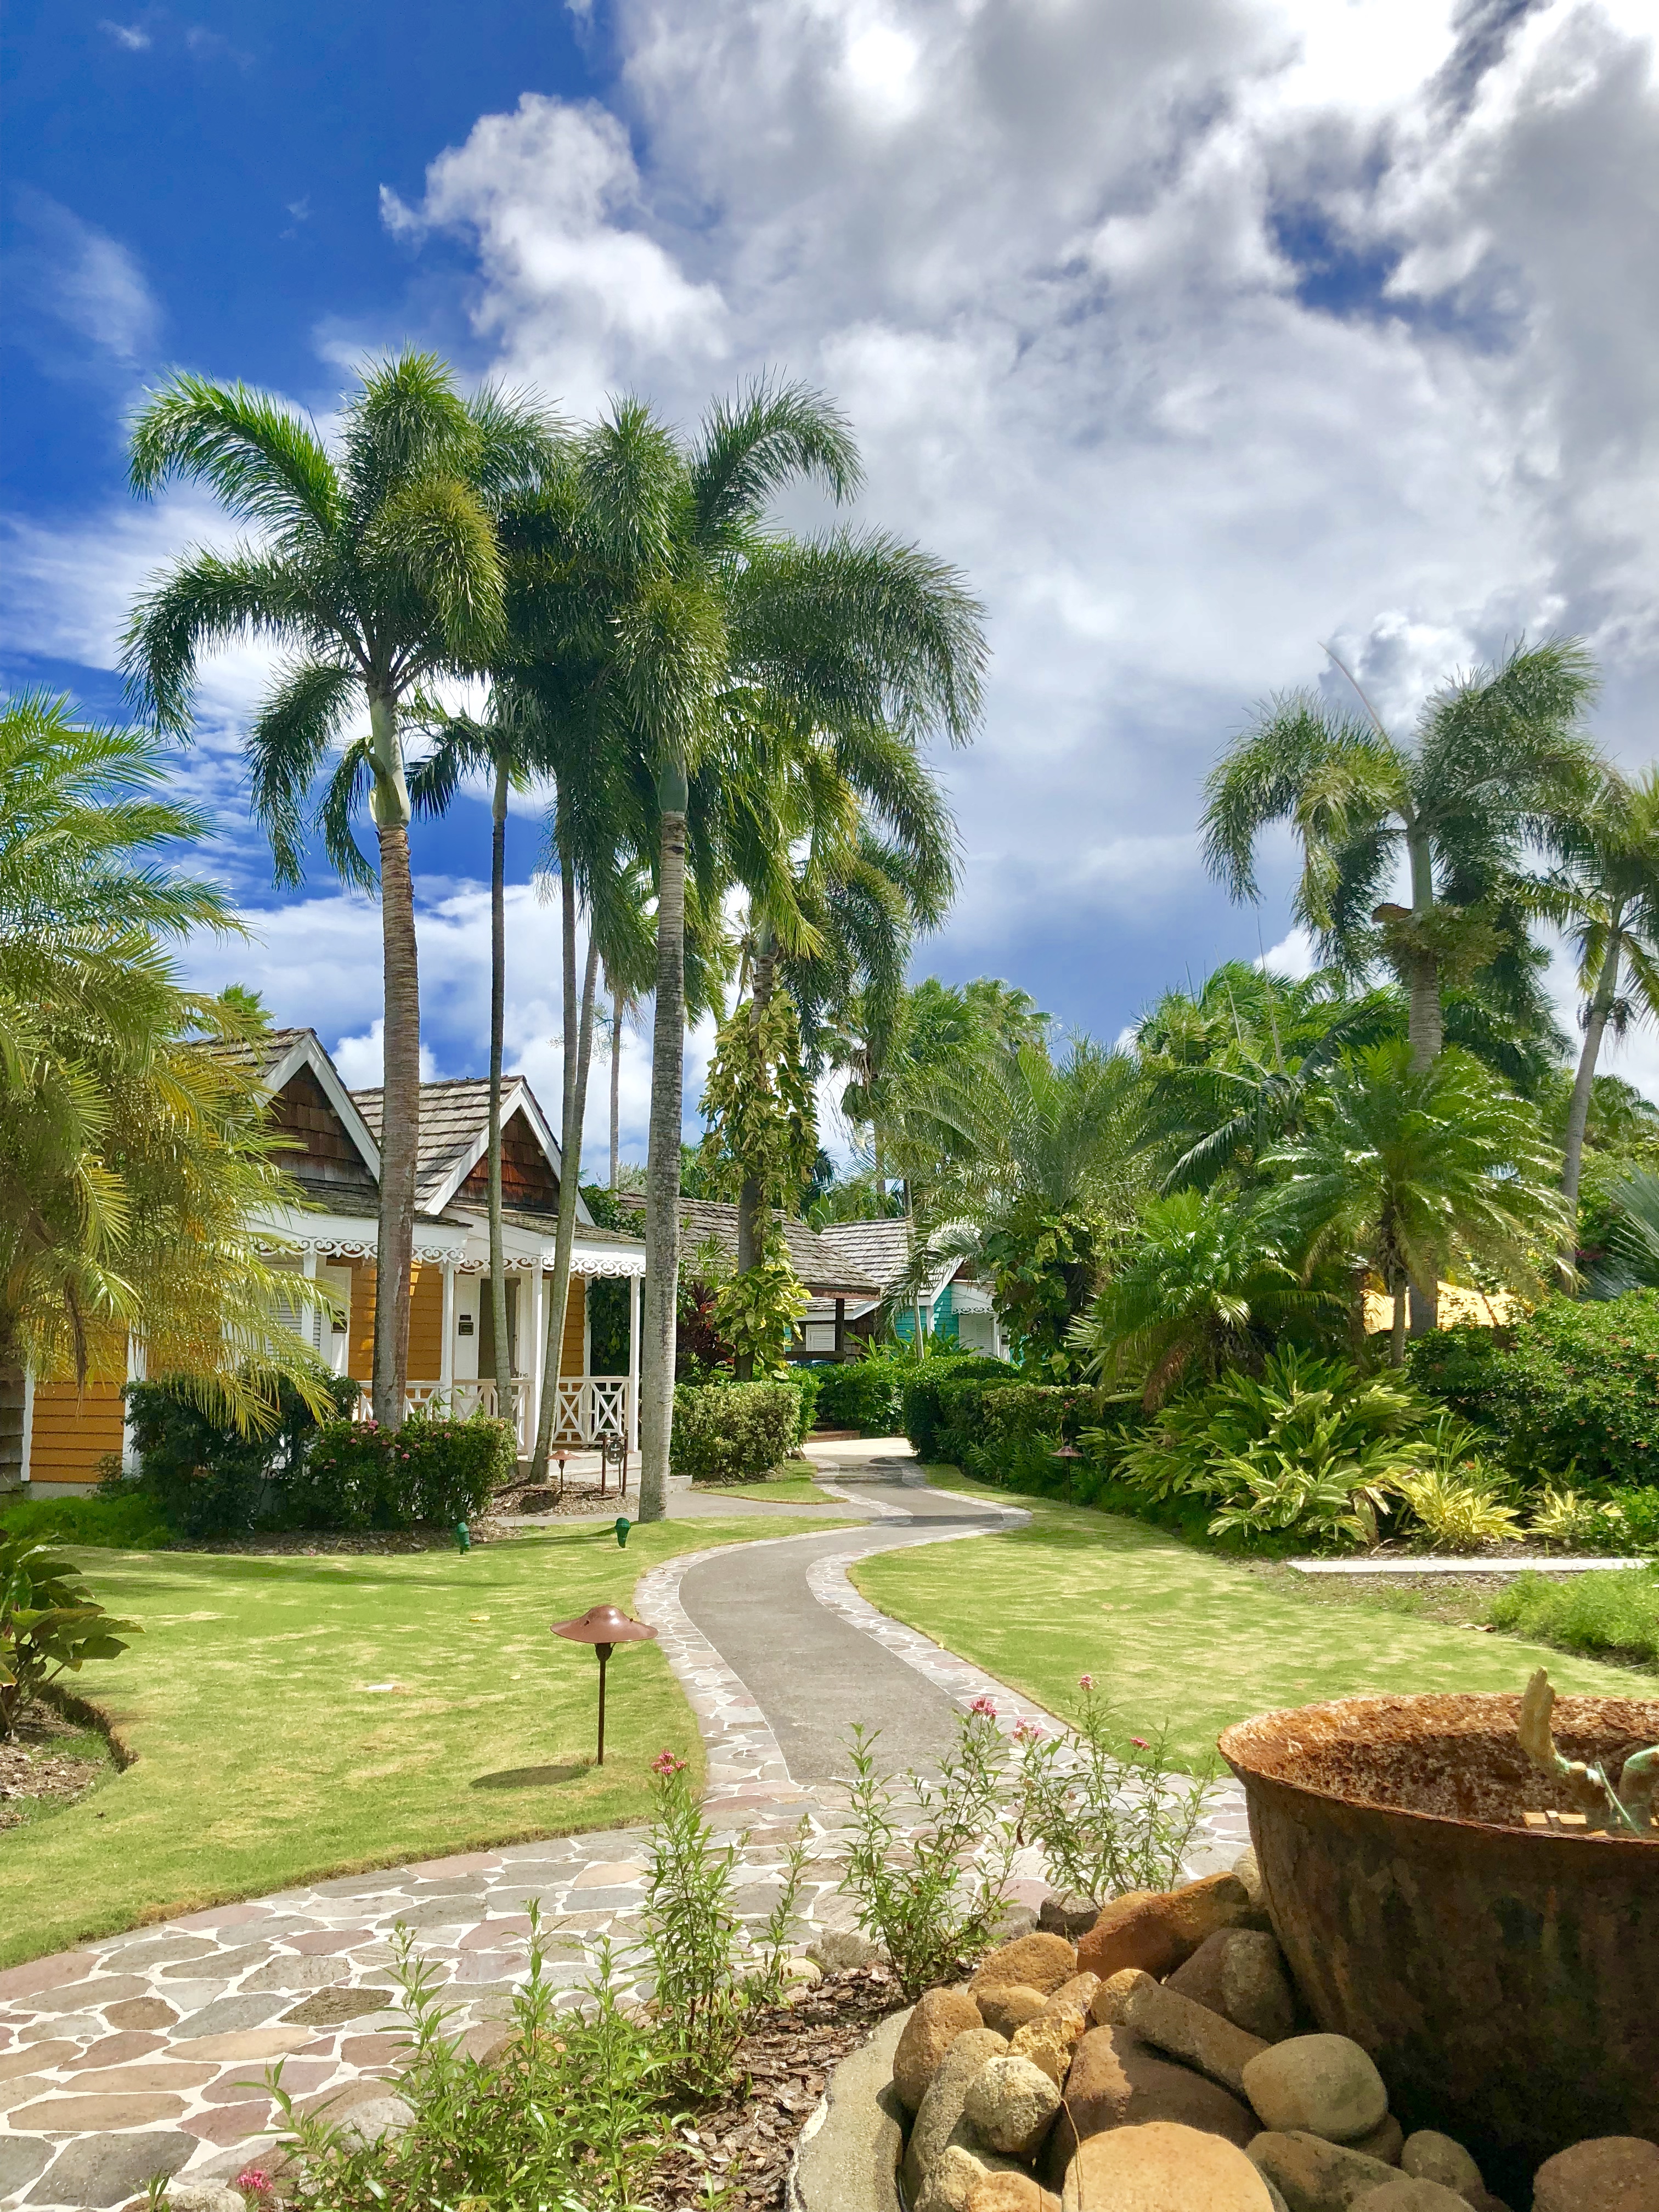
<box><xmin>1262</xmin><ymin>1041</ymin><xmax>1570</xmax><ymax>1367</ymax></box>
<box><xmin>123</xmin><ymin>354</ymin><xmax>558</xmax><ymax>1424</ymax></box>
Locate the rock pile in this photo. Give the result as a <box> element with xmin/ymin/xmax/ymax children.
<box><xmin>886</xmin><ymin>1851</ymin><xmax>1659</xmax><ymax>2212</ymax></box>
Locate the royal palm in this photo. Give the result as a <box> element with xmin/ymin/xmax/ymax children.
<box><xmin>123</xmin><ymin>355</ymin><xmax>557</xmax><ymax>1423</ymax></box>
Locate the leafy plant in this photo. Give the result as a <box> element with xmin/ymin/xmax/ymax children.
<box><xmin>638</xmin><ymin>1750</ymin><xmax>809</xmax><ymax>2094</ymax></box>
<box><xmin>669</xmin><ymin>1378</ymin><xmax>804</xmax><ymax>1483</ymax></box>
<box><xmin>1116</xmin><ymin>1349</ymin><xmax>1435</xmax><ymax>1549</ymax></box>
<box><xmin>1394</xmin><ymin>1466</ymin><xmax>1523</xmax><ymax>1551</ymax></box>
<box><xmin>1528</xmin><ymin>1485</ymin><xmax>1659</xmax><ymax>1555</ymax></box>
<box><xmin>840</xmin><ymin>1703</ymin><xmax>1019</xmax><ymax>1999</ymax></box>
<box><xmin>123</xmin><ymin>1369</ymin><xmax>359</xmax><ymax>1538</ymax></box>
<box><xmin>284</xmin><ymin>1411</ymin><xmax>515</xmax><ymax>1531</ymax></box>
<box><xmin>264</xmin><ymin>1912</ymin><xmax>669</xmax><ymax>2212</ymax></box>
<box><xmin>0</xmin><ymin>1489</ymin><xmax>171</xmax><ymax>1550</ymax></box>
<box><xmin>710</xmin><ymin>1234</ymin><xmax>810</xmax><ymax>1380</ymax></box>
<box><xmin>1410</xmin><ymin>1291</ymin><xmax>1659</xmax><ymax>1489</ymax></box>
<box><xmin>807</xmin><ymin>1348</ymin><xmax>909</xmax><ymax>1435</ymax></box>
<box><xmin>1486</xmin><ymin>1568</ymin><xmax>1659</xmax><ymax>1669</ymax></box>
<box><xmin>1</xmin><ymin>1538</ymin><xmax>140</xmax><ymax>1737</ymax></box>
<box><xmin>1011</xmin><ymin>1680</ymin><xmax>1212</xmax><ymax>1903</ymax></box>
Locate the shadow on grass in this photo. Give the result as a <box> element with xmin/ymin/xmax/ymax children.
<box><xmin>470</xmin><ymin>1762</ymin><xmax>590</xmax><ymax>1791</ymax></box>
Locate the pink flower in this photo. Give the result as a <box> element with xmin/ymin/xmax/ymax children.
<box><xmin>1130</xmin><ymin>1737</ymin><xmax>1150</xmax><ymax>1751</ymax></box>
<box><xmin>235</xmin><ymin>2171</ymin><xmax>273</xmax><ymax>2203</ymax></box>
<box><xmin>1012</xmin><ymin>1720</ymin><xmax>1043</xmax><ymax>1744</ymax></box>
<box><xmin>1077</xmin><ymin>1674</ymin><xmax>1094</xmax><ymax>1692</ymax></box>
<box><xmin>651</xmin><ymin>1749</ymin><xmax>687</xmax><ymax>1777</ymax></box>
<box><xmin>969</xmin><ymin>1696</ymin><xmax>998</xmax><ymax>1719</ymax></box>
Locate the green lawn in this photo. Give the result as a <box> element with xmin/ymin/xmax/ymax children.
<box><xmin>696</xmin><ymin>1475</ymin><xmax>842</xmax><ymax>1504</ymax></box>
<box><xmin>851</xmin><ymin>1476</ymin><xmax>1649</xmax><ymax>1769</ymax></box>
<box><xmin>1</xmin><ymin>1516</ymin><xmax>845</xmax><ymax>1970</ymax></box>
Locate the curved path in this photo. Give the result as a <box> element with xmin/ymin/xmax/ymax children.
<box><xmin>0</xmin><ymin>1448</ymin><xmax>1246</xmax><ymax>2210</ymax></box>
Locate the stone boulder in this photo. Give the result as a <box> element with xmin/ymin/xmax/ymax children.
<box><xmin>1039</xmin><ymin>1892</ymin><xmax>1103</xmax><ymax>1940</ymax></box>
<box><xmin>1248</xmin><ymin>2129</ymin><xmax>1401</xmax><ymax>2211</ymax></box>
<box><xmin>895</xmin><ymin>1987</ymin><xmax>987</xmax><ymax>2114</ymax></box>
<box><xmin>1350</xmin><ymin>2116</ymin><xmax>1404</xmax><ymax>2166</ymax></box>
<box><xmin>1099</xmin><ymin>1968</ymin><xmax>1268</xmax><ymax>2097</ymax></box>
<box><xmin>1352</xmin><ymin>2183</ymin><xmax>1475</xmax><ymax>2212</ymax></box>
<box><xmin>807</xmin><ymin>1929</ymin><xmax>884</xmax><ymax>1971</ymax></box>
<box><xmin>1169</xmin><ymin>1928</ymin><xmax>1299</xmax><ymax>2044</ymax></box>
<box><xmin>964</xmin><ymin>2055</ymin><xmax>1064</xmax><ymax>2158</ymax></box>
<box><xmin>1007</xmin><ymin>1978</ymin><xmax>1096</xmax><ymax>2086</ymax></box>
<box><xmin>1233</xmin><ymin>1846</ymin><xmax>1266</xmax><ymax>1911</ymax></box>
<box><xmin>969</xmin><ymin>1933</ymin><xmax>1079</xmax><ymax>2002</ymax></box>
<box><xmin>1060</xmin><ymin>2120</ymin><xmax>1277</xmax><ymax>2210</ymax></box>
<box><xmin>1077</xmin><ymin>1874</ymin><xmax>1259</xmax><ymax>1984</ymax></box>
<box><xmin>967</xmin><ymin>2176</ymin><xmax>1062</xmax><ymax>2212</ymax></box>
<box><xmin>1045</xmin><ymin>2024</ymin><xmax>1256</xmax><ymax>2188</ymax></box>
<box><xmin>1531</xmin><ymin>2137</ymin><xmax>1659</xmax><ymax>2212</ymax></box>
<box><xmin>1400</xmin><ymin>2132</ymin><xmax>1483</xmax><ymax>2199</ymax></box>
<box><xmin>904</xmin><ymin>2028</ymin><xmax>1009</xmax><ymax>2203</ymax></box>
<box><xmin>1242</xmin><ymin>2035</ymin><xmax>1389</xmax><ymax>2144</ymax></box>
<box><xmin>978</xmin><ymin>1983</ymin><xmax>1051</xmax><ymax>2038</ymax></box>
<box><xmin>916</xmin><ymin>2138</ymin><xmax>1027</xmax><ymax>2212</ymax></box>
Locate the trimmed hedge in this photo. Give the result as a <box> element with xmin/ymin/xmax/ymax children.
<box><xmin>900</xmin><ymin>1355</ymin><xmax>1019</xmax><ymax>1459</ymax></box>
<box><xmin>281</xmin><ymin>1412</ymin><xmax>516</xmax><ymax>1530</ymax></box>
<box><xmin>806</xmin><ymin>1353</ymin><xmax>909</xmax><ymax>1436</ymax></box>
<box><xmin>1410</xmin><ymin>1293</ymin><xmax>1659</xmax><ymax>1490</ymax></box>
<box><xmin>672</xmin><ymin>1379</ymin><xmax>804</xmax><ymax>1484</ymax></box>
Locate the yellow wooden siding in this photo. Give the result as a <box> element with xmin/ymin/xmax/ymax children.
<box><xmin>560</xmin><ymin>1276</ymin><xmax>585</xmax><ymax>1377</ymax></box>
<box><xmin>346</xmin><ymin>1260</ymin><xmax>375</xmax><ymax>1383</ymax></box>
<box><xmin>29</xmin><ymin>1383</ymin><xmax>125</xmax><ymax>1486</ymax></box>
<box><xmin>408</xmin><ymin>1265</ymin><xmax>443</xmax><ymax>1380</ymax></box>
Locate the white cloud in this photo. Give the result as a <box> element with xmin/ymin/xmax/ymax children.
<box><xmin>99</xmin><ymin>19</ymin><xmax>151</xmax><ymax>50</ymax></box>
<box><xmin>8</xmin><ymin>190</ymin><xmax>160</xmax><ymax>362</ymax></box>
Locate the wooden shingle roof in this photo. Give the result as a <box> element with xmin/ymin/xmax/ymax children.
<box><xmin>614</xmin><ymin>1194</ymin><xmax>881</xmax><ymax>1297</ymax></box>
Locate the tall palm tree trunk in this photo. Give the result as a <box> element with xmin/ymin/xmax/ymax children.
<box><xmin>487</xmin><ymin>754</ymin><xmax>512</xmax><ymax>1407</ymax></box>
<box><xmin>373</xmin><ymin>820</ymin><xmax>421</xmax><ymax>1427</ymax></box>
<box><xmin>637</xmin><ymin>771</ymin><xmax>689</xmax><ymax>1522</ymax></box>
<box><xmin>733</xmin><ymin>918</ymin><xmax>775</xmax><ymax>1381</ymax></box>
<box><xmin>1404</xmin><ymin>829</ymin><xmax>1441</xmax><ymax>1335</ymax></box>
<box><xmin>531</xmin><ymin>893</ymin><xmax>601</xmax><ymax>1482</ymax></box>
<box><xmin>1562</xmin><ymin>932</ymin><xmax>1623</xmax><ymax>1228</ymax></box>
<box><xmin>610</xmin><ymin>983</ymin><xmax>623</xmax><ymax>1189</ymax></box>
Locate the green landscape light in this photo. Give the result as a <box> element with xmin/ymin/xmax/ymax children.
<box><xmin>614</xmin><ymin>1516</ymin><xmax>630</xmax><ymax>1548</ymax></box>
<box><xmin>454</xmin><ymin>1521</ymin><xmax>470</xmax><ymax>1553</ymax></box>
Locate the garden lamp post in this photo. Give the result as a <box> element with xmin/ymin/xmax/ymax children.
<box><xmin>550</xmin><ymin>1602</ymin><xmax>658</xmax><ymax>1766</ymax></box>
<box><xmin>1051</xmin><ymin>1443</ymin><xmax>1082</xmax><ymax>1503</ymax></box>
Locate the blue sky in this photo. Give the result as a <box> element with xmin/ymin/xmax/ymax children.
<box><xmin>4</xmin><ymin>0</ymin><xmax>1658</xmax><ymax>1156</ymax></box>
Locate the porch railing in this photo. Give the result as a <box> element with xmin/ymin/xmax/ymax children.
<box><xmin>357</xmin><ymin>1376</ymin><xmax>631</xmax><ymax>1454</ymax></box>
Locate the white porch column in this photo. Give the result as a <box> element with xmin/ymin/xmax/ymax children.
<box><xmin>439</xmin><ymin>1259</ymin><xmax>456</xmax><ymax>1398</ymax></box>
<box><xmin>528</xmin><ymin>1261</ymin><xmax>546</xmax><ymax>1451</ymax></box>
<box><xmin>121</xmin><ymin>1335</ymin><xmax>146</xmax><ymax>1474</ymax></box>
<box><xmin>301</xmin><ymin>1244</ymin><xmax>319</xmax><ymax>1360</ymax></box>
<box><xmin>627</xmin><ymin>1269</ymin><xmax>641</xmax><ymax>1453</ymax></box>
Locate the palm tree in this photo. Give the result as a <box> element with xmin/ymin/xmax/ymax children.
<box><xmin>123</xmin><ymin>355</ymin><xmax>557</xmax><ymax>1425</ymax></box>
<box><xmin>0</xmin><ymin>693</ymin><xmax>334</xmax><ymax>1463</ymax></box>
<box><xmin>888</xmin><ymin>1035</ymin><xmax>1149</xmax><ymax>1374</ymax></box>
<box><xmin>1528</xmin><ymin>768</ymin><xmax>1659</xmax><ymax>1225</ymax></box>
<box><xmin>1202</xmin><ymin>640</ymin><xmax>1600</xmax><ymax>1073</ymax></box>
<box><xmin>1261</xmin><ymin>1041</ymin><xmax>1570</xmax><ymax>1368</ymax></box>
<box><xmin>504</xmin><ymin>382</ymin><xmax>985</xmax><ymax>1518</ymax></box>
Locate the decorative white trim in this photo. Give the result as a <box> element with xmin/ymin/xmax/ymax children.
<box><xmin>422</xmin><ymin>1077</ymin><xmax>595</xmax><ymax>1228</ymax></box>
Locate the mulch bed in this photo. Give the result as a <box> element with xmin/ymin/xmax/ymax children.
<box><xmin>0</xmin><ymin>1701</ymin><xmax>106</xmax><ymax>1828</ymax></box>
<box><xmin>642</xmin><ymin>1966</ymin><xmax>905</xmax><ymax>2210</ymax></box>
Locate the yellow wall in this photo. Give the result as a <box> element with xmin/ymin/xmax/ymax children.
<box><xmin>29</xmin><ymin>1383</ymin><xmax>125</xmax><ymax>1487</ymax></box>
<box><xmin>560</xmin><ymin>1276</ymin><xmax>585</xmax><ymax>1378</ymax></box>
<box><xmin>408</xmin><ymin>1265</ymin><xmax>443</xmax><ymax>1380</ymax></box>
<box><xmin>351</xmin><ymin>1264</ymin><xmax>587</xmax><ymax>1381</ymax></box>
<box><xmin>347</xmin><ymin>1260</ymin><xmax>375</xmax><ymax>1383</ymax></box>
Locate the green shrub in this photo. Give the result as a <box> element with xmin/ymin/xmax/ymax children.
<box><xmin>124</xmin><ymin>1372</ymin><xmax>360</xmax><ymax>1538</ymax></box>
<box><xmin>283</xmin><ymin>1413</ymin><xmax>515</xmax><ymax>1531</ymax></box>
<box><xmin>1</xmin><ymin>1538</ymin><xmax>140</xmax><ymax>1736</ymax></box>
<box><xmin>791</xmin><ymin>1366</ymin><xmax>820</xmax><ymax>1442</ymax></box>
<box><xmin>670</xmin><ymin>1379</ymin><xmax>803</xmax><ymax>1484</ymax></box>
<box><xmin>1527</xmin><ymin>1484</ymin><xmax>1659</xmax><ymax>1554</ymax></box>
<box><xmin>1</xmin><ymin>1491</ymin><xmax>172</xmax><ymax>1550</ymax></box>
<box><xmin>899</xmin><ymin>1353</ymin><xmax>1018</xmax><ymax>1458</ymax></box>
<box><xmin>1486</xmin><ymin>1567</ymin><xmax>1659</xmax><ymax>1668</ymax></box>
<box><xmin>1409</xmin><ymin>1293</ymin><xmax>1659</xmax><ymax>1490</ymax></box>
<box><xmin>1114</xmin><ymin>1351</ymin><xmax>1437</xmax><ymax>1551</ymax></box>
<box><xmin>807</xmin><ymin>1351</ymin><xmax>909</xmax><ymax>1435</ymax></box>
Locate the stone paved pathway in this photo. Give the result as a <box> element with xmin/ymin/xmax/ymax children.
<box><xmin>0</xmin><ymin>1448</ymin><xmax>1248</xmax><ymax>2210</ymax></box>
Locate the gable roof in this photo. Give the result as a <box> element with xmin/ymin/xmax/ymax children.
<box><xmin>202</xmin><ymin>1025</ymin><xmax>383</xmax><ymax>1181</ymax></box>
<box><xmin>351</xmin><ymin>1075</ymin><xmax>589</xmax><ymax>1223</ymax></box>
<box><xmin>816</xmin><ymin>1217</ymin><xmax>964</xmax><ymax>1309</ymax></box>
<box><xmin>614</xmin><ymin>1193</ymin><xmax>881</xmax><ymax>1297</ymax></box>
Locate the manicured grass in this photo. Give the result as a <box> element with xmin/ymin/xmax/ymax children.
<box><xmin>1487</xmin><ymin>1568</ymin><xmax>1659</xmax><ymax>1669</ymax></box>
<box><xmin>0</xmin><ymin>1515</ymin><xmax>847</xmax><ymax>1970</ymax></box>
<box><xmin>850</xmin><ymin>1475</ymin><xmax>1647</xmax><ymax>1770</ymax></box>
<box><xmin>1</xmin><ymin>1489</ymin><xmax>174</xmax><ymax>1549</ymax></box>
<box><xmin>695</xmin><ymin>1475</ymin><xmax>841</xmax><ymax>1504</ymax></box>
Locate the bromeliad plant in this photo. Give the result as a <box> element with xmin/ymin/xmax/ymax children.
<box><xmin>841</xmin><ymin>1701</ymin><xmax>1019</xmax><ymax>1999</ymax></box>
<box><xmin>0</xmin><ymin>1537</ymin><xmax>140</xmax><ymax>1737</ymax></box>
<box><xmin>1011</xmin><ymin>1679</ymin><xmax>1213</xmax><ymax>1904</ymax></box>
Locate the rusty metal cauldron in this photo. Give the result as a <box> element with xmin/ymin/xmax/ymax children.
<box><xmin>1218</xmin><ymin>1691</ymin><xmax>1659</xmax><ymax>2201</ymax></box>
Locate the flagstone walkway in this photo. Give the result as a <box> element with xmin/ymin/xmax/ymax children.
<box><xmin>0</xmin><ymin>1448</ymin><xmax>1248</xmax><ymax>2210</ymax></box>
